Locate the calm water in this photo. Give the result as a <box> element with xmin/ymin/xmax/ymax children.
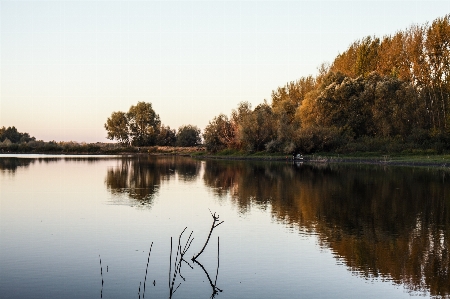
<box><xmin>1</xmin><ymin>155</ymin><xmax>450</xmax><ymax>299</ymax></box>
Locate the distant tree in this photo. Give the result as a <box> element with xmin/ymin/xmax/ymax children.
<box><xmin>127</xmin><ymin>102</ymin><xmax>161</xmax><ymax>146</ymax></box>
<box><xmin>230</xmin><ymin>102</ymin><xmax>253</xmax><ymax>149</ymax></box>
<box><xmin>425</xmin><ymin>15</ymin><xmax>450</xmax><ymax>130</ymax></box>
<box><xmin>176</xmin><ymin>125</ymin><xmax>201</xmax><ymax>147</ymax></box>
<box><xmin>157</xmin><ymin>125</ymin><xmax>177</xmax><ymax>146</ymax></box>
<box><xmin>104</xmin><ymin>111</ymin><xmax>129</xmax><ymax>145</ymax></box>
<box><xmin>0</xmin><ymin>126</ymin><xmax>20</xmax><ymax>143</ymax></box>
<box><xmin>240</xmin><ymin>102</ymin><xmax>276</xmax><ymax>151</ymax></box>
<box><xmin>0</xmin><ymin>126</ymin><xmax>35</xmax><ymax>143</ymax></box>
<box><xmin>1</xmin><ymin>138</ymin><xmax>12</xmax><ymax>146</ymax></box>
<box><xmin>355</xmin><ymin>36</ymin><xmax>380</xmax><ymax>77</ymax></box>
<box><xmin>203</xmin><ymin>114</ymin><xmax>234</xmax><ymax>152</ymax></box>
<box><xmin>104</xmin><ymin>102</ymin><xmax>163</xmax><ymax>146</ymax></box>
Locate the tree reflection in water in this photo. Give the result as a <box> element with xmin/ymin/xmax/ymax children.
<box><xmin>103</xmin><ymin>156</ymin><xmax>450</xmax><ymax>296</ymax></box>
<box><xmin>0</xmin><ymin>156</ymin><xmax>111</xmax><ymax>174</ymax></box>
<box><xmin>0</xmin><ymin>157</ymin><xmax>60</xmax><ymax>174</ymax></box>
<box><xmin>105</xmin><ymin>156</ymin><xmax>201</xmax><ymax>207</ymax></box>
<box><xmin>203</xmin><ymin>160</ymin><xmax>450</xmax><ymax>297</ymax></box>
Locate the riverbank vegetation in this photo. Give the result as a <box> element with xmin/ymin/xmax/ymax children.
<box><xmin>3</xmin><ymin>15</ymin><xmax>450</xmax><ymax>158</ymax></box>
<box><xmin>204</xmin><ymin>14</ymin><xmax>450</xmax><ymax>155</ymax></box>
<box><xmin>104</xmin><ymin>102</ymin><xmax>201</xmax><ymax>147</ymax></box>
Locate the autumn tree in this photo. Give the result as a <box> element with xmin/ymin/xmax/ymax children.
<box><xmin>104</xmin><ymin>111</ymin><xmax>129</xmax><ymax>145</ymax></box>
<box><xmin>157</xmin><ymin>125</ymin><xmax>177</xmax><ymax>146</ymax></box>
<box><xmin>355</xmin><ymin>36</ymin><xmax>380</xmax><ymax>77</ymax></box>
<box><xmin>203</xmin><ymin>114</ymin><xmax>235</xmax><ymax>152</ymax></box>
<box><xmin>176</xmin><ymin>125</ymin><xmax>201</xmax><ymax>147</ymax></box>
<box><xmin>270</xmin><ymin>76</ymin><xmax>316</xmax><ymax>152</ymax></box>
<box><xmin>425</xmin><ymin>15</ymin><xmax>450</xmax><ymax>130</ymax></box>
<box><xmin>104</xmin><ymin>102</ymin><xmax>161</xmax><ymax>146</ymax></box>
<box><xmin>230</xmin><ymin>101</ymin><xmax>252</xmax><ymax>149</ymax></box>
<box><xmin>240</xmin><ymin>102</ymin><xmax>276</xmax><ymax>151</ymax></box>
<box><xmin>127</xmin><ymin>102</ymin><xmax>161</xmax><ymax>146</ymax></box>
<box><xmin>203</xmin><ymin>14</ymin><xmax>450</xmax><ymax>154</ymax></box>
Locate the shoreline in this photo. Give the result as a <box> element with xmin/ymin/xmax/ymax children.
<box><xmin>2</xmin><ymin>150</ymin><xmax>450</xmax><ymax>168</ymax></box>
<box><xmin>193</xmin><ymin>154</ymin><xmax>450</xmax><ymax>168</ymax></box>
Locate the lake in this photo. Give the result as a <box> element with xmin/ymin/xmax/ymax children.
<box><xmin>1</xmin><ymin>155</ymin><xmax>449</xmax><ymax>298</ymax></box>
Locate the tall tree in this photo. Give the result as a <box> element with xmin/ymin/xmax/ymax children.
<box><xmin>240</xmin><ymin>102</ymin><xmax>276</xmax><ymax>151</ymax></box>
<box><xmin>0</xmin><ymin>126</ymin><xmax>35</xmax><ymax>143</ymax></box>
<box><xmin>203</xmin><ymin>114</ymin><xmax>235</xmax><ymax>151</ymax></box>
<box><xmin>127</xmin><ymin>102</ymin><xmax>161</xmax><ymax>146</ymax></box>
<box><xmin>104</xmin><ymin>111</ymin><xmax>129</xmax><ymax>145</ymax></box>
<box><xmin>157</xmin><ymin>125</ymin><xmax>177</xmax><ymax>146</ymax></box>
<box><xmin>355</xmin><ymin>36</ymin><xmax>380</xmax><ymax>77</ymax></box>
<box><xmin>425</xmin><ymin>15</ymin><xmax>450</xmax><ymax>130</ymax></box>
<box><xmin>230</xmin><ymin>101</ymin><xmax>253</xmax><ymax>149</ymax></box>
<box><xmin>176</xmin><ymin>125</ymin><xmax>201</xmax><ymax>147</ymax></box>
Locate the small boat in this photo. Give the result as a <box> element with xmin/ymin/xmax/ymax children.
<box><xmin>293</xmin><ymin>154</ymin><xmax>303</xmax><ymax>161</ymax></box>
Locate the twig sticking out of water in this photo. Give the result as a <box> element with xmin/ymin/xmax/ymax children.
<box><xmin>142</xmin><ymin>242</ymin><xmax>153</xmax><ymax>299</ymax></box>
<box><xmin>192</xmin><ymin>236</ymin><xmax>222</xmax><ymax>298</ymax></box>
<box><xmin>192</xmin><ymin>210</ymin><xmax>224</xmax><ymax>261</ymax></box>
<box><xmin>214</xmin><ymin>236</ymin><xmax>220</xmax><ymax>288</ymax></box>
<box><xmin>99</xmin><ymin>255</ymin><xmax>104</xmax><ymax>298</ymax></box>
<box><xmin>169</xmin><ymin>227</ymin><xmax>194</xmax><ymax>298</ymax></box>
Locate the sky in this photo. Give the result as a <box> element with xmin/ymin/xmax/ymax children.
<box><xmin>1</xmin><ymin>1</ymin><xmax>449</xmax><ymax>143</ymax></box>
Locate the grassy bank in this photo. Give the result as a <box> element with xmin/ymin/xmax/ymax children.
<box><xmin>191</xmin><ymin>148</ymin><xmax>450</xmax><ymax>167</ymax></box>
<box><xmin>0</xmin><ymin>142</ymin><xmax>208</xmax><ymax>155</ymax></box>
<box><xmin>2</xmin><ymin>142</ymin><xmax>450</xmax><ymax>167</ymax></box>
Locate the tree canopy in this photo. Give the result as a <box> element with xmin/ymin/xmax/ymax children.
<box><xmin>176</xmin><ymin>125</ymin><xmax>202</xmax><ymax>147</ymax></box>
<box><xmin>204</xmin><ymin>14</ymin><xmax>450</xmax><ymax>154</ymax></box>
<box><xmin>0</xmin><ymin>126</ymin><xmax>35</xmax><ymax>144</ymax></box>
<box><xmin>104</xmin><ymin>102</ymin><xmax>162</xmax><ymax>146</ymax></box>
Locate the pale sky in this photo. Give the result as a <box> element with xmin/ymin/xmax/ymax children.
<box><xmin>1</xmin><ymin>0</ymin><xmax>449</xmax><ymax>143</ymax></box>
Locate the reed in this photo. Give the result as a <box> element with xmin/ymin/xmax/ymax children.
<box><xmin>99</xmin><ymin>211</ymin><xmax>223</xmax><ymax>298</ymax></box>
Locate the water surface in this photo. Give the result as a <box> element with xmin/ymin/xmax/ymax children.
<box><xmin>1</xmin><ymin>155</ymin><xmax>449</xmax><ymax>298</ymax></box>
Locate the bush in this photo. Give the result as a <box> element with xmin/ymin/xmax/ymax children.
<box><xmin>294</xmin><ymin>126</ymin><xmax>345</xmax><ymax>153</ymax></box>
<box><xmin>265</xmin><ymin>140</ymin><xmax>281</xmax><ymax>153</ymax></box>
<box><xmin>176</xmin><ymin>125</ymin><xmax>201</xmax><ymax>147</ymax></box>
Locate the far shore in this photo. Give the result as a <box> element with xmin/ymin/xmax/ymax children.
<box><xmin>2</xmin><ymin>145</ymin><xmax>450</xmax><ymax>168</ymax></box>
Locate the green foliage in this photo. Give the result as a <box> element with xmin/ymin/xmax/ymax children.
<box><xmin>127</xmin><ymin>102</ymin><xmax>161</xmax><ymax>146</ymax></box>
<box><xmin>157</xmin><ymin>125</ymin><xmax>177</xmax><ymax>146</ymax></box>
<box><xmin>203</xmin><ymin>114</ymin><xmax>234</xmax><ymax>152</ymax></box>
<box><xmin>176</xmin><ymin>125</ymin><xmax>201</xmax><ymax>147</ymax></box>
<box><xmin>104</xmin><ymin>111</ymin><xmax>129</xmax><ymax>145</ymax></box>
<box><xmin>0</xmin><ymin>126</ymin><xmax>35</xmax><ymax>144</ymax></box>
<box><xmin>104</xmin><ymin>102</ymin><xmax>161</xmax><ymax>146</ymax></box>
<box><xmin>355</xmin><ymin>36</ymin><xmax>380</xmax><ymax>77</ymax></box>
<box><xmin>239</xmin><ymin>102</ymin><xmax>276</xmax><ymax>152</ymax></box>
<box><xmin>294</xmin><ymin>126</ymin><xmax>346</xmax><ymax>153</ymax></box>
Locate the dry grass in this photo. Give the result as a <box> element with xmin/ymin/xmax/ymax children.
<box><xmin>147</xmin><ymin>146</ymin><xmax>206</xmax><ymax>154</ymax></box>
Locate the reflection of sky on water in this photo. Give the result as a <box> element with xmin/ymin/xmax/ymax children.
<box><xmin>1</xmin><ymin>156</ymin><xmax>449</xmax><ymax>298</ymax></box>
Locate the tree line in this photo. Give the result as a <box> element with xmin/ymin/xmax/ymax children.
<box><xmin>5</xmin><ymin>15</ymin><xmax>448</xmax><ymax>155</ymax></box>
<box><xmin>104</xmin><ymin>102</ymin><xmax>201</xmax><ymax>147</ymax></box>
<box><xmin>0</xmin><ymin>126</ymin><xmax>35</xmax><ymax>145</ymax></box>
<box><xmin>203</xmin><ymin>14</ymin><xmax>450</xmax><ymax>154</ymax></box>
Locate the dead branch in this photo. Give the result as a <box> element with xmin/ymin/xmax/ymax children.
<box><xmin>192</xmin><ymin>211</ymin><xmax>224</xmax><ymax>261</ymax></box>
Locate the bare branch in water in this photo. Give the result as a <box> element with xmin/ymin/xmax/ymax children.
<box><xmin>99</xmin><ymin>255</ymin><xmax>104</xmax><ymax>298</ymax></box>
<box><xmin>142</xmin><ymin>242</ymin><xmax>153</xmax><ymax>299</ymax></box>
<box><xmin>101</xmin><ymin>212</ymin><xmax>223</xmax><ymax>299</ymax></box>
<box><xmin>169</xmin><ymin>227</ymin><xmax>194</xmax><ymax>298</ymax></box>
<box><xmin>192</xmin><ymin>211</ymin><xmax>223</xmax><ymax>261</ymax></box>
<box><xmin>192</xmin><ymin>238</ymin><xmax>223</xmax><ymax>298</ymax></box>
